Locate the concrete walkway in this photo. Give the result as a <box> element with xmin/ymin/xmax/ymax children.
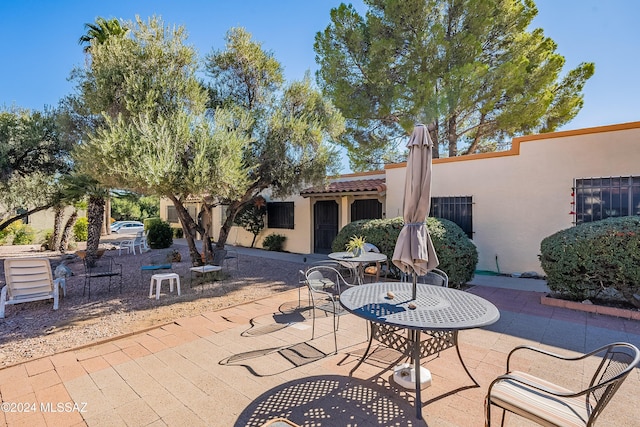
<box><xmin>1</xmin><ymin>248</ymin><xmax>638</xmax><ymax>426</ymax></box>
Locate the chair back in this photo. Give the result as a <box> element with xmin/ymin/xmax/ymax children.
<box><xmin>305</xmin><ymin>265</ymin><xmax>345</xmax><ymax>293</ymax></box>
<box><xmin>84</xmin><ymin>256</ymin><xmax>117</xmax><ymax>275</ymax></box>
<box><xmin>419</xmin><ymin>269</ymin><xmax>449</xmax><ymax>288</ymax></box>
<box><xmin>364</xmin><ymin>243</ymin><xmax>380</xmax><ymax>253</ymax></box>
<box><xmin>401</xmin><ymin>268</ymin><xmax>448</xmax><ymax>288</ymax></box>
<box><xmin>212</xmin><ymin>249</ymin><xmax>227</xmax><ymax>266</ymax></box>
<box><xmin>4</xmin><ymin>258</ymin><xmax>54</xmax><ymax>300</ymax></box>
<box><xmin>588</xmin><ymin>342</ymin><xmax>640</xmax><ymax>423</ymax></box>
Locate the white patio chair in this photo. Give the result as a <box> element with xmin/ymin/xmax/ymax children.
<box><xmin>1</xmin><ymin>258</ymin><xmax>63</xmax><ymax>318</ymax></box>
<box><xmin>119</xmin><ymin>231</ymin><xmax>145</xmax><ymax>255</ymax></box>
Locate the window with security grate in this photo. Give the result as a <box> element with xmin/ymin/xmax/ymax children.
<box><xmin>351</xmin><ymin>199</ymin><xmax>383</xmax><ymax>221</ymax></box>
<box><xmin>574</xmin><ymin>176</ymin><xmax>640</xmax><ymax>224</ymax></box>
<box><xmin>430</xmin><ymin>196</ymin><xmax>473</xmax><ymax>239</ymax></box>
<box><xmin>267</xmin><ymin>202</ymin><xmax>295</xmax><ymax>229</ymax></box>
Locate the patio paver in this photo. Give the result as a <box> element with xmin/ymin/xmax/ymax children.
<box><xmin>0</xmin><ymin>283</ymin><xmax>638</xmax><ymax>426</ymax></box>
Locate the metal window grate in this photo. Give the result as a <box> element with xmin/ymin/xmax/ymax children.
<box><xmin>574</xmin><ymin>176</ymin><xmax>640</xmax><ymax>224</ymax></box>
<box><xmin>267</xmin><ymin>202</ymin><xmax>295</xmax><ymax>229</ymax></box>
<box><xmin>430</xmin><ymin>196</ymin><xmax>473</xmax><ymax>238</ymax></box>
<box><xmin>167</xmin><ymin>205</ymin><xmax>178</xmax><ymax>223</ymax></box>
<box><xmin>351</xmin><ymin>199</ymin><xmax>383</xmax><ymax>221</ymax></box>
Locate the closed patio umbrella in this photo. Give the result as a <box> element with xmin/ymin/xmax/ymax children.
<box><xmin>392</xmin><ymin>124</ymin><xmax>439</xmax><ymax>299</ymax></box>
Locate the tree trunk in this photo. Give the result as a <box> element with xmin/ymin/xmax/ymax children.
<box><xmin>430</xmin><ymin>119</ymin><xmax>440</xmax><ymax>159</ymax></box>
<box><xmin>216</xmin><ymin>200</ymin><xmax>242</xmax><ymax>250</ymax></box>
<box><xmin>168</xmin><ymin>194</ymin><xmax>206</xmax><ymax>266</ymax></box>
<box><xmin>103</xmin><ymin>197</ymin><xmax>111</xmax><ymax>235</ymax></box>
<box><xmin>50</xmin><ymin>205</ymin><xmax>64</xmax><ymax>251</ymax></box>
<box><xmin>85</xmin><ymin>196</ymin><xmax>105</xmax><ymax>266</ymax></box>
<box><xmin>59</xmin><ymin>210</ymin><xmax>78</xmax><ymax>253</ymax></box>
<box><xmin>448</xmin><ymin>116</ymin><xmax>458</xmax><ymax>157</ymax></box>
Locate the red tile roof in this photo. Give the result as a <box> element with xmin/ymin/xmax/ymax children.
<box><xmin>301</xmin><ymin>178</ymin><xmax>386</xmax><ymax>196</ymax></box>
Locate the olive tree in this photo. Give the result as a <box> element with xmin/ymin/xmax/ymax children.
<box><xmin>72</xmin><ymin>16</ymin><xmax>251</xmax><ymax>265</ymax></box>
<box><xmin>204</xmin><ymin>28</ymin><xmax>345</xmax><ymax>250</ymax></box>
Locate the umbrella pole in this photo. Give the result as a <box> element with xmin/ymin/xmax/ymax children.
<box><xmin>412</xmin><ymin>272</ymin><xmax>417</xmax><ymax>300</ymax></box>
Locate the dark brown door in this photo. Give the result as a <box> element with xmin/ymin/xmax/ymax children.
<box><xmin>314</xmin><ymin>200</ymin><xmax>338</xmax><ymax>254</ymax></box>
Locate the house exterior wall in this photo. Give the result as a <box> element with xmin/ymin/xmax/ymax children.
<box><xmin>5</xmin><ymin>206</ymin><xmax>86</xmax><ymax>241</ymax></box>
<box><xmin>160</xmin><ymin>121</ymin><xmax>639</xmax><ymax>275</ymax></box>
<box><xmin>220</xmin><ymin>193</ymin><xmax>314</xmax><ymax>253</ymax></box>
<box><xmin>386</xmin><ymin>121</ymin><xmax>640</xmax><ymax>274</ymax></box>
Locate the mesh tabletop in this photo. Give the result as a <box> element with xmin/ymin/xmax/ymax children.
<box><xmin>328</xmin><ymin>251</ymin><xmax>387</xmax><ymax>263</ymax></box>
<box><xmin>339</xmin><ymin>282</ymin><xmax>500</xmax><ymax>331</ymax></box>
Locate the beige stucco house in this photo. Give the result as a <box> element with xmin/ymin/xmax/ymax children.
<box><xmin>160</xmin><ymin>121</ymin><xmax>640</xmax><ymax>275</ymax></box>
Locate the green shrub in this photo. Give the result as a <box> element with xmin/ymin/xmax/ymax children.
<box><xmin>173</xmin><ymin>227</ymin><xmax>184</xmax><ymax>238</ymax></box>
<box><xmin>146</xmin><ymin>218</ymin><xmax>173</xmax><ymax>249</ymax></box>
<box><xmin>0</xmin><ymin>227</ymin><xmax>10</xmax><ymax>245</ymax></box>
<box><xmin>73</xmin><ymin>217</ymin><xmax>89</xmax><ymax>242</ymax></box>
<box><xmin>263</xmin><ymin>233</ymin><xmax>286</xmax><ymax>251</ymax></box>
<box><xmin>143</xmin><ymin>217</ymin><xmax>160</xmax><ymax>231</ymax></box>
<box><xmin>332</xmin><ymin>217</ymin><xmax>478</xmax><ymax>287</ymax></box>
<box><xmin>41</xmin><ymin>229</ymin><xmax>54</xmax><ymax>250</ymax></box>
<box><xmin>9</xmin><ymin>221</ymin><xmax>36</xmax><ymax>245</ymax></box>
<box><xmin>540</xmin><ymin>216</ymin><xmax>640</xmax><ymax>305</ymax></box>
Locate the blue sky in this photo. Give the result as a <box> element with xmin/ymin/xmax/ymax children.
<box><xmin>1</xmin><ymin>0</ymin><xmax>638</xmax><ymax>133</ymax></box>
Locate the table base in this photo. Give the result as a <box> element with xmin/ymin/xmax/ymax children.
<box><xmin>393</xmin><ymin>363</ymin><xmax>432</xmax><ymax>390</ymax></box>
<box><xmin>350</xmin><ymin>321</ymin><xmax>480</xmax><ymax>419</ymax></box>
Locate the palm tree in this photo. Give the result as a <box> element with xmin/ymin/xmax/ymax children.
<box><xmin>78</xmin><ymin>17</ymin><xmax>128</xmax><ymax>53</ymax></box>
<box><xmin>60</xmin><ymin>174</ymin><xmax>109</xmax><ymax>265</ymax></box>
<box><xmin>77</xmin><ymin>17</ymin><xmax>127</xmax><ymax>251</ymax></box>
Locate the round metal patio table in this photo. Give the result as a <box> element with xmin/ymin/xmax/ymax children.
<box><xmin>339</xmin><ymin>282</ymin><xmax>500</xmax><ymax>420</ymax></box>
<box><xmin>328</xmin><ymin>251</ymin><xmax>387</xmax><ymax>285</ymax></box>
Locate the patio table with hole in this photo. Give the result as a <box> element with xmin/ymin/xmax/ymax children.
<box><xmin>339</xmin><ymin>281</ymin><xmax>500</xmax><ymax>420</ymax></box>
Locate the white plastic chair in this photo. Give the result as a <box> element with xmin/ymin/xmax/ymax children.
<box><xmin>1</xmin><ymin>258</ymin><xmax>63</xmax><ymax>318</ymax></box>
<box><xmin>119</xmin><ymin>231</ymin><xmax>145</xmax><ymax>255</ymax></box>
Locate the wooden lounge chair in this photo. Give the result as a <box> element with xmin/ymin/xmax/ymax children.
<box><xmin>1</xmin><ymin>258</ymin><xmax>63</xmax><ymax>318</ymax></box>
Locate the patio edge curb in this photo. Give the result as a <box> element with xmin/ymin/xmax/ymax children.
<box><xmin>540</xmin><ymin>294</ymin><xmax>640</xmax><ymax>320</ymax></box>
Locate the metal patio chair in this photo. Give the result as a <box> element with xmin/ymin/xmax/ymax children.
<box><xmin>485</xmin><ymin>342</ymin><xmax>640</xmax><ymax>427</ymax></box>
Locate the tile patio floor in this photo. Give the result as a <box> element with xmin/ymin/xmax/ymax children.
<box><xmin>0</xmin><ymin>283</ymin><xmax>638</xmax><ymax>427</ymax></box>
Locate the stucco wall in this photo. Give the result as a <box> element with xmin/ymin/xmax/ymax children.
<box><xmin>160</xmin><ymin>121</ymin><xmax>639</xmax><ymax>275</ymax></box>
<box><xmin>220</xmin><ymin>194</ymin><xmax>313</xmax><ymax>253</ymax></box>
<box><xmin>386</xmin><ymin>122</ymin><xmax>640</xmax><ymax>274</ymax></box>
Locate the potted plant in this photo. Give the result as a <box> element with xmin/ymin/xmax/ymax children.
<box><xmin>345</xmin><ymin>235</ymin><xmax>366</xmax><ymax>257</ymax></box>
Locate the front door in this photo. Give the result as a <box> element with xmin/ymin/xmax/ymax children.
<box><xmin>314</xmin><ymin>200</ymin><xmax>338</xmax><ymax>254</ymax></box>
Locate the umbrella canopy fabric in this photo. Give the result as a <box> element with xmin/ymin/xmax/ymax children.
<box><xmin>392</xmin><ymin>124</ymin><xmax>439</xmax><ymax>277</ymax></box>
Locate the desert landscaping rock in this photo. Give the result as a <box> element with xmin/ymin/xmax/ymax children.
<box><xmin>0</xmin><ymin>243</ymin><xmax>303</xmax><ymax>368</ymax></box>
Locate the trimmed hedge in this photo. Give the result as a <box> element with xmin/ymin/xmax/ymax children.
<box><xmin>540</xmin><ymin>216</ymin><xmax>640</xmax><ymax>305</ymax></box>
<box><xmin>332</xmin><ymin>217</ymin><xmax>478</xmax><ymax>287</ymax></box>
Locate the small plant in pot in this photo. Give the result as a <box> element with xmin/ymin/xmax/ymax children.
<box><xmin>346</xmin><ymin>235</ymin><xmax>366</xmax><ymax>257</ymax></box>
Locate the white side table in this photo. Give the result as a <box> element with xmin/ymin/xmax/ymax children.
<box><xmin>149</xmin><ymin>273</ymin><xmax>181</xmax><ymax>299</ymax></box>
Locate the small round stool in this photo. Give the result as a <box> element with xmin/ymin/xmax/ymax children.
<box><xmin>149</xmin><ymin>273</ymin><xmax>181</xmax><ymax>299</ymax></box>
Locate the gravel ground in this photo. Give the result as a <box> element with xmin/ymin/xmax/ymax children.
<box><xmin>0</xmin><ymin>241</ymin><xmax>304</xmax><ymax>368</ymax></box>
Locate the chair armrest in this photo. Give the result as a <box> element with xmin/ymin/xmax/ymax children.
<box><xmin>507</xmin><ymin>345</ymin><xmax>588</xmax><ymax>371</ymax></box>
<box><xmin>506</xmin><ymin>343</ymin><xmax>626</xmax><ymax>372</ymax></box>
